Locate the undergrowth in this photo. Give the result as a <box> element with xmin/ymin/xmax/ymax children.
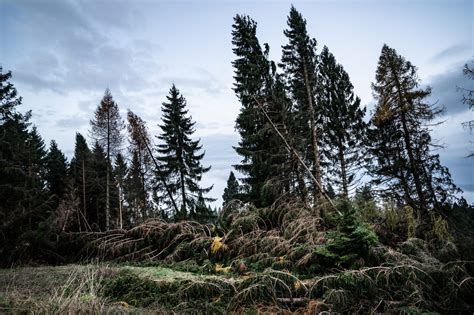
<box><xmin>3</xmin><ymin>199</ymin><xmax>472</xmax><ymax>313</ymax></box>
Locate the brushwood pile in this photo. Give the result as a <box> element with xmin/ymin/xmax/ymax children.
<box><xmin>55</xmin><ymin>199</ymin><xmax>473</xmax><ymax>313</ymax></box>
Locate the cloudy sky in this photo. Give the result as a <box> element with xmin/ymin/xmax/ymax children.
<box><xmin>1</xmin><ymin>0</ymin><xmax>473</xmax><ymax>205</ymax></box>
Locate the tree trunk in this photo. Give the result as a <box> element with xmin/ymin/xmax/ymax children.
<box><xmin>303</xmin><ymin>62</ymin><xmax>322</xmax><ymax>216</ymax></box>
<box><xmin>106</xmin><ymin>109</ymin><xmax>110</xmax><ymax>230</ymax></box>
<box><xmin>392</xmin><ymin>68</ymin><xmax>426</xmax><ymax>217</ymax></box>
<box><xmin>337</xmin><ymin>138</ymin><xmax>348</xmax><ymax>198</ymax></box>
<box><xmin>82</xmin><ymin>159</ymin><xmax>87</xmax><ymax>231</ymax></box>
<box><xmin>118</xmin><ymin>184</ymin><xmax>123</xmax><ymax>229</ymax></box>
<box><xmin>400</xmin><ymin>110</ymin><xmax>425</xmax><ymax>216</ymax></box>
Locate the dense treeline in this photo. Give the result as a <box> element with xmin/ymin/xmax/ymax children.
<box><xmin>228</xmin><ymin>6</ymin><xmax>465</xmax><ymax>221</ymax></box>
<box><xmin>0</xmin><ymin>6</ymin><xmax>472</xmax><ymax>267</ymax></box>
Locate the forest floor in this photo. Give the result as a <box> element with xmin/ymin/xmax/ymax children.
<box><xmin>0</xmin><ymin>264</ymin><xmax>238</xmax><ymax>313</ymax></box>
<box><xmin>1</xmin><ymin>203</ymin><xmax>473</xmax><ymax>313</ymax></box>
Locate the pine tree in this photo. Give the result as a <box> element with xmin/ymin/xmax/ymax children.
<box><xmin>69</xmin><ymin>132</ymin><xmax>91</xmax><ymax>230</ymax></box>
<box><xmin>222</xmin><ymin>171</ymin><xmax>240</xmax><ymax>206</ymax></box>
<box><xmin>318</xmin><ymin>46</ymin><xmax>367</xmax><ymax>198</ymax></box>
<box><xmin>280</xmin><ymin>6</ymin><xmax>323</xmax><ymax>214</ymax></box>
<box><xmin>45</xmin><ymin>140</ymin><xmax>68</xmax><ymax>201</ymax></box>
<box><xmin>369</xmin><ymin>45</ymin><xmax>460</xmax><ymax>218</ymax></box>
<box><xmin>156</xmin><ymin>85</ymin><xmax>214</xmax><ymax>220</ymax></box>
<box><xmin>90</xmin><ymin>89</ymin><xmax>125</xmax><ymax>230</ymax></box>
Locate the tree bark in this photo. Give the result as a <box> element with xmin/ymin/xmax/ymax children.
<box><xmin>337</xmin><ymin>138</ymin><xmax>348</xmax><ymax>198</ymax></box>
<box><xmin>82</xmin><ymin>159</ymin><xmax>87</xmax><ymax>231</ymax></box>
<box><xmin>303</xmin><ymin>62</ymin><xmax>322</xmax><ymax>216</ymax></box>
<box><xmin>392</xmin><ymin>68</ymin><xmax>426</xmax><ymax>217</ymax></box>
<box><xmin>105</xmin><ymin>108</ymin><xmax>110</xmax><ymax>230</ymax></box>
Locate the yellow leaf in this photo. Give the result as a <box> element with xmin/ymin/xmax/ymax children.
<box><xmin>215</xmin><ymin>263</ymin><xmax>232</xmax><ymax>273</ymax></box>
<box><xmin>210</xmin><ymin>236</ymin><xmax>228</xmax><ymax>254</ymax></box>
<box><xmin>294</xmin><ymin>280</ymin><xmax>301</xmax><ymax>290</ymax></box>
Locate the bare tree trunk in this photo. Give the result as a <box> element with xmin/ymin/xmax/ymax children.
<box><xmin>337</xmin><ymin>139</ymin><xmax>348</xmax><ymax>198</ymax></box>
<box><xmin>118</xmin><ymin>184</ymin><xmax>123</xmax><ymax>229</ymax></box>
<box><xmin>303</xmin><ymin>63</ymin><xmax>322</xmax><ymax>216</ymax></box>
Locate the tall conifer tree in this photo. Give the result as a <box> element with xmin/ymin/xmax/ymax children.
<box><xmin>89</xmin><ymin>142</ymin><xmax>108</xmax><ymax>229</ymax></box>
<box><xmin>156</xmin><ymin>85</ymin><xmax>214</xmax><ymax>219</ymax></box>
<box><xmin>231</xmin><ymin>14</ymin><xmax>293</xmax><ymax>206</ymax></box>
<box><xmin>0</xmin><ymin>68</ymin><xmax>52</xmax><ymax>263</ymax></box>
<box><xmin>70</xmin><ymin>132</ymin><xmax>91</xmax><ymax>229</ymax></box>
<box><xmin>280</xmin><ymin>6</ymin><xmax>323</xmax><ymax>214</ymax></box>
<box><xmin>318</xmin><ymin>46</ymin><xmax>367</xmax><ymax>197</ymax></box>
<box><xmin>126</xmin><ymin>111</ymin><xmax>154</xmax><ymax>220</ymax></box>
<box><xmin>369</xmin><ymin>45</ymin><xmax>460</xmax><ymax>217</ymax></box>
<box><xmin>45</xmin><ymin>140</ymin><xmax>68</xmax><ymax>200</ymax></box>
<box><xmin>90</xmin><ymin>89</ymin><xmax>125</xmax><ymax>230</ymax></box>
<box><xmin>222</xmin><ymin>171</ymin><xmax>240</xmax><ymax>206</ymax></box>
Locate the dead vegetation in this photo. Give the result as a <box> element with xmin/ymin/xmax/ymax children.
<box><xmin>1</xmin><ymin>200</ymin><xmax>471</xmax><ymax>313</ymax></box>
<box><xmin>40</xmin><ymin>199</ymin><xmax>473</xmax><ymax>313</ymax></box>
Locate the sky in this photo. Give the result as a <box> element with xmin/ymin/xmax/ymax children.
<box><xmin>0</xmin><ymin>0</ymin><xmax>473</xmax><ymax>206</ymax></box>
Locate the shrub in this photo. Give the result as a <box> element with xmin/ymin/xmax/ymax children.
<box><xmin>314</xmin><ymin>201</ymin><xmax>378</xmax><ymax>269</ymax></box>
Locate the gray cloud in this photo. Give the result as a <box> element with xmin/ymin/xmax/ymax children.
<box><xmin>56</xmin><ymin>116</ymin><xmax>89</xmax><ymax>130</ymax></box>
<box><xmin>4</xmin><ymin>0</ymin><xmax>154</xmax><ymax>95</ymax></box>
<box><xmin>426</xmin><ymin>61</ymin><xmax>472</xmax><ymax>115</ymax></box>
<box><xmin>431</xmin><ymin>44</ymin><xmax>472</xmax><ymax>62</ymax></box>
<box><xmin>199</xmin><ymin>133</ymin><xmax>241</xmax><ymax>206</ymax></box>
<box><xmin>160</xmin><ymin>71</ymin><xmax>226</xmax><ymax>95</ymax></box>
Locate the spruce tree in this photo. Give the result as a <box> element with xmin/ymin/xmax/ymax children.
<box><xmin>89</xmin><ymin>142</ymin><xmax>108</xmax><ymax>230</ymax></box>
<box><xmin>222</xmin><ymin>171</ymin><xmax>240</xmax><ymax>206</ymax></box>
<box><xmin>369</xmin><ymin>45</ymin><xmax>460</xmax><ymax>217</ymax></box>
<box><xmin>231</xmin><ymin>14</ymin><xmax>293</xmax><ymax>206</ymax></box>
<box><xmin>45</xmin><ymin>140</ymin><xmax>68</xmax><ymax>201</ymax></box>
<box><xmin>318</xmin><ymin>46</ymin><xmax>367</xmax><ymax>197</ymax></box>
<box><xmin>69</xmin><ymin>132</ymin><xmax>91</xmax><ymax>230</ymax></box>
<box><xmin>192</xmin><ymin>191</ymin><xmax>216</xmax><ymax>223</ymax></box>
<box><xmin>280</xmin><ymin>6</ymin><xmax>323</xmax><ymax>214</ymax></box>
<box><xmin>156</xmin><ymin>85</ymin><xmax>214</xmax><ymax>219</ymax></box>
<box><xmin>0</xmin><ymin>68</ymin><xmax>52</xmax><ymax>264</ymax></box>
<box><xmin>90</xmin><ymin>89</ymin><xmax>125</xmax><ymax>230</ymax></box>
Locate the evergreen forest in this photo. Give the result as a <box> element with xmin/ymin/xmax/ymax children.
<box><xmin>0</xmin><ymin>5</ymin><xmax>473</xmax><ymax>314</ymax></box>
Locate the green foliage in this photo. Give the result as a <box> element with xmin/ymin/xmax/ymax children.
<box><xmin>156</xmin><ymin>85</ymin><xmax>214</xmax><ymax>219</ymax></box>
<box><xmin>222</xmin><ymin>171</ymin><xmax>240</xmax><ymax>206</ymax></box>
<box><xmin>45</xmin><ymin>140</ymin><xmax>69</xmax><ymax>201</ymax></box>
<box><xmin>368</xmin><ymin>44</ymin><xmax>461</xmax><ymax>218</ymax></box>
<box><xmin>0</xmin><ymin>68</ymin><xmax>56</xmax><ymax>265</ymax></box>
<box><xmin>318</xmin><ymin>46</ymin><xmax>368</xmax><ymax>197</ymax></box>
<box><xmin>314</xmin><ymin>201</ymin><xmax>378</xmax><ymax>268</ymax></box>
<box><xmin>405</xmin><ymin>206</ymin><xmax>419</xmax><ymax>238</ymax></box>
<box><xmin>430</xmin><ymin>214</ymin><xmax>453</xmax><ymax>242</ymax></box>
